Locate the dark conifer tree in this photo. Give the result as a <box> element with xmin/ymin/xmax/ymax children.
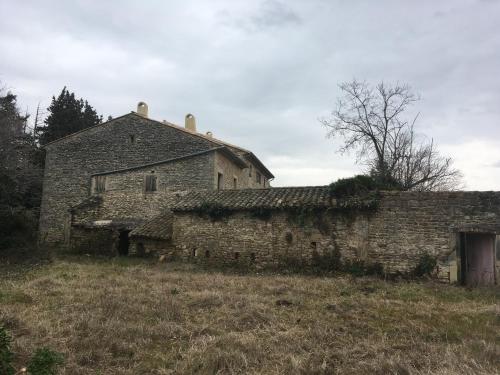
<box><xmin>37</xmin><ymin>87</ymin><xmax>102</xmax><ymax>145</ymax></box>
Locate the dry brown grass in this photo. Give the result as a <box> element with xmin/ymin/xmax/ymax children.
<box><xmin>0</xmin><ymin>256</ymin><xmax>499</xmax><ymax>374</ymax></box>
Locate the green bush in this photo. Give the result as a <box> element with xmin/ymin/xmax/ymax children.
<box><xmin>195</xmin><ymin>202</ymin><xmax>232</xmax><ymax>221</ymax></box>
<box><xmin>250</xmin><ymin>207</ymin><xmax>272</xmax><ymax>221</ymax></box>
<box><xmin>311</xmin><ymin>249</ymin><xmax>342</xmax><ymax>272</ymax></box>
<box><xmin>329</xmin><ymin>175</ymin><xmax>379</xmax><ymax>198</ymax></box>
<box><xmin>343</xmin><ymin>259</ymin><xmax>384</xmax><ymax>277</ymax></box>
<box><xmin>27</xmin><ymin>348</ymin><xmax>64</xmax><ymax>375</ymax></box>
<box><xmin>413</xmin><ymin>252</ymin><xmax>437</xmax><ymax>277</ymax></box>
<box><xmin>0</xmin><ymin>326</ymin><xmax>15</xmax><ymax>375</ymax></box>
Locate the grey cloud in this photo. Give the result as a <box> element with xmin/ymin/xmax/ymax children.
<box><xmin>250</xmin><ymin>0</ymin><xmax>301</xmax><ymax>29</ymax></box>
<box><xmin>0</xmin><ymin>0</ymin><xmax>499</xmax><ymax>189</ymax></box>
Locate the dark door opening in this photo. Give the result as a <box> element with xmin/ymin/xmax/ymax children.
<box><xmin>118</xmin><ymin>230</ymin><xmax>130</xmax><ymax>256</ymax></box>
<box><xmin>460</xmin><ymin>233</ymin><xmax>495</xmax><ymax>286</ymax></box>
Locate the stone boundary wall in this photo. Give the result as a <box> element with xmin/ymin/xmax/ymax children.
<box><xmin>171</xmin><ymin>191</ymin><xmax>500</xmax><ymax>280</ymax></box>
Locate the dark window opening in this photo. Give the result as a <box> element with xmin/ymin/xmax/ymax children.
<box><xmin>234</xmin><ymin>252</ymin><xmax>240</xmax><ymax>260</ymax></box>
<box><xmin>233</xmin><ymin>177</ymin><xmax>237</xmax><ymax>189</ymax></box>
<box><xmin>217</xmin><ymin>172</ymin><xmax>223</xmax><ymax>190</ymax></box>
<box><xmin>310</xmin><ymin>241</ymin><xmax>317</xmax><ymax>250</ymax></box>
<box><xmin>137</xmin><ymin>242</ymin><xmax>145</xmax><ymax>256</ymax></box>
<box><xmin>192</xmin><ymin>248</ymin><xmax>197</xmax><ymax>257</ymax></box>
<box><xmin>118</xmin><ymin>231</ymin><xmax>130</xmax><ymax>256</ymax></box>
<box><xmin>145</xmin><ymin>173</ymin><xmax>157</xmax><ymax>192</ymax></box>
<box><xmin>205</xmin><ymin>250</ymin><xmax>210</xmax><ymax>258</ymax></box>
<box><xmin>94</xmin><ymin>175</ymin><xmax>106</xmax><ymax>193</ymax></box>
<box><xmin>250</xmin><ymin>253</ymin><xmax>256</xmax><ymax>262</ymax></box>
<box><xmin>129</xmin><ymin>134</ymin><xmax>135</xmax><ymax>144</ymax></box>
<box><xmin>249</xmin><ymin>165</ymin><xmax>253</xmax><ymax>177</ymax></box>
<box><xmin>256</xmin><ymin>172</ymin><xmax>261</xmax><ymax>184</ymax></box>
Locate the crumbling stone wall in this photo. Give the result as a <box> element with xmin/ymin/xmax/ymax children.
<box><xmin>171</xmin><ymin>191</ymin><xmax>500</xmax><ymax>279</ymax></box>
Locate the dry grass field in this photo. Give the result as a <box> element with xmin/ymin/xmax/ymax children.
<box><xmin>0</xmin><ymin>256</ymin><xmax>499</xmax><ymax>374</ymax></box>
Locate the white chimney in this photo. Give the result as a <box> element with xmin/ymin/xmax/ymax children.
<box><xmin>185</xmin><ymin>113</ymin><xmax>196</xmax><ymax>132</ymax></box>
<box><xmin>206</xmin><ymin>131</ymin><xmax>213</xmax><ymax>138</ymax></box>
<box><xmin>137</xmin><ymin>102</ymin><xmax>148</xmax><ymax>117</ymax></box>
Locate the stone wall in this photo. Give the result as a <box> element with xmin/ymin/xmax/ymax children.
<box><xmin>171</xmin><ymin>191</ymin><xmax>500</xmax><ymax>280</ymax></box>
<box><xmin>71</xmin><ymin>152</ymin><xmax>215</xmax><ymax>226</ymax></box>
<box><xmin>214</xmin><ymin>152</ymin><xmax>266</xmax><ymax>189</ymax></box>
<box><xmin>70</xmin><ymin>227</ymin><xmax>117</xmax><ymax>256</ymax></box>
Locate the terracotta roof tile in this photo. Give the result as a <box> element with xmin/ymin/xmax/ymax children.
<box><xmin>129</xmin><ymin>212</ymin><xmax>173</xmax><ymax>240</ymax></box>
<box><xmin>171</xmin><ymin>186</ymin><xmax>332</xmax><ymax>211</ymax></box>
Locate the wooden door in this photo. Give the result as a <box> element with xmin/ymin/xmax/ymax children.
<box><xmin>465</xmin><ymin>233</ymin><xmax>495</xmax><ymax>286</ymax></box>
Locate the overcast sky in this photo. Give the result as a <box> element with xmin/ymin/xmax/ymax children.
<box><xmin>1</xmin><ymin>0</ymin><xmax>499</xmax><ymax>189</ymax></box>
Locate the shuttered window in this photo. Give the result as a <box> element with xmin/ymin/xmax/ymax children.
<box><xmin>145</xmin><ymin>174</ymin><xmax>157</xmax><ymax>192</ymax></box>
<box><xmin>94</xmin><ymin>176</ymin><xmax>106</xmax><ymax>193</ymax></box>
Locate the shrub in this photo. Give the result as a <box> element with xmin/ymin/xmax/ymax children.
<box><xmin>0</xmin><ymin>326</ymin><xmax>15</xmax><ymax>375</ymax></box>
<box><xmin>250</xmin><ymin>207</ymin><xmax>272</xmax><ymax>221</ymax></box>
<box><xmin>413</xmin><ymin>252</ymin><xmax>437</xmax><ymax>277</ymax></box>
<box><xmin>329</xmin><ymin>175</ymin><xmax>379</xmax><ymax>198</ymax></box>
<box><xmin>343</xmin><ymin>259</ymin><xmax>384</xmax><ymax>277</ymax></box>
<box><xmin>311</xmin><ymin>249</ymin><xmax>342</xmax><ymax>272</ymax></box>
<box><xmin>195</xmin><ymin>202</ymin><xmax>232</xmax><ymax>221</ymax></box>
<box><xmin>27</xmin><ymin>348</ymin><xmax>64</xmax><ymax>375</ymax></box>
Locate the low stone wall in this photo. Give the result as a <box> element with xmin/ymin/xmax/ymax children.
<box><xmin>129</xmin><ymin>237</ymin><xmax>174</xmax><ymax>258</ymax></box>
<box><xmin>70</xmin><ymin>226</ymin><xmax>118</xmax><ymax>256</ymax></box>
<box><xmin>171</xmin><ymin>191</ymin><xmax>500</xmax><ymax>280</ymax></box>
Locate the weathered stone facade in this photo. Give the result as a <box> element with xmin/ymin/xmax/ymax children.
<box><xmin>167</xmin><ymin>190</ymin><xmax>500</xmax><ymax>284</ymax></box>
<box><xmin>39</xmin><ymin>110</ymin><xmax>273</xmax><ymax>245</ymax></box>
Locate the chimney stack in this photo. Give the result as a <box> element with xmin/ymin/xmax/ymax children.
<box><xmin>185</xmin><ymin>113</ymin><xmax>196</xmax><ymax>132</ymax></box>
<box><xmin>137</xmin><ymin>102</ymin><xmax>148</xmax><ymax>118</ymax></box>
<box><xmin>206</xmin><ymin>131</ymin><xmax>213</xmax><ymax>138</ymax></box>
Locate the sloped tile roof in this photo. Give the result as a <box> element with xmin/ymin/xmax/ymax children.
<box><xmin>129</xmin><ymin>212</ymin><xmax>173</xmax><ymax>240</ymax></box>
<box><xmin>171</xmin><ymin>186</ymin><xmax>332</xmax><ymax>211</ymax></box>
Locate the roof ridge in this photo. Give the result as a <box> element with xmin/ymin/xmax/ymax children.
<box><xmin>42</xmin><ymin>113</ymin><xmax>134</xmax><ymax>148</ymax></box>
<box><xmin>135</xmin><ymin>113</ymin><xmax>251</xmax><ymax>153</ymax></box>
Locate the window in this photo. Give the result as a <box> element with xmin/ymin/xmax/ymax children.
<box><xmin>249</xmin><ymin>165</ymin><xmax>253</xmax><ymax>177</ymax></box>
<box><xmin>234</xmin><ymin>252</ymin><xmax>240</xmax><ymax>260</ymax></box>
<box><xmin>250</xmin><ymin>253</ymin><xmax>256</xmax><ymax>262</ymax></box>
<box><xmin>94</xmin><ymin>175</ymin><xmax>106</xmax><ymax>193</ymax></box>
<box><xmin>205</xmin><ymin>250</ymin><xmax>210</xmax><ymax>258</ymax></box>
<box><xmin>256</xmin><ymin>172</ymin><xmax>261</xmax><ymax>184</ymax></box>
<box><xmin>217</xmin><ymin>172</ymin><xmax>223</xmax><ymax>190</ymax></box>
<box><xmin>129</xmin><ymin>134</ymin><xmax>135</xmax><ymax>144</ymax></box>
<box><xmin>145</xmin><ymin>173</ymin><xmax>157</xmax><ymax>192</ymax></box>
<box><xmin>192</xmin><ymin>248</ymin><xmax>197</xmax><ymax>257</ymax></box>
<box><xmin>233</xmin><ymin>177</ymin><xmax>238</xmax><ymax>189</ymax></box>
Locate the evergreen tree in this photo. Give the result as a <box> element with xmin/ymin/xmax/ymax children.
<box><xmin>37</xmin><ymin>87</ymin><xmax>102</xmax><ymax>145</ymax></box>
<box><xmin>0</xmin><ymin>88</ymin><xmax>43</xmax><ymax>251</ymax></box>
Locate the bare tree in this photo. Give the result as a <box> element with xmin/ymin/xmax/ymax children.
<box><xmin>320</xmin><ymin>80</ymin><xmax>462</xmax><ymax>191</ymax></box>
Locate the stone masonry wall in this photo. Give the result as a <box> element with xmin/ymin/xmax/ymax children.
<box><xmin>214</xmin><ymin>152</ymin><xmax>265</xmax><ymax>190</ymax></box>
<box><xmin>72</xmin><ymin>152</ymin><xmax>215</xmax><ymax>225</ymax></box>
<box><xmin>40</xmin><ymin>114</ymin><xmax>221</xmax><ymax>244</ymax></box>
<box><xmin>172</xmin><ymin>191</ymin><xmax>500</xmax><ymax>280</ymax></box>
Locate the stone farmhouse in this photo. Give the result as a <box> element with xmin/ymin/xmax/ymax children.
<box><xmin>39</xmin><ymin>103</ymin><xmax>500</xmax><ymax>286</ymax></box>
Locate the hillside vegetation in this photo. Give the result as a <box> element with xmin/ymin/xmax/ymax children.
<box><xmin>0</xmin><ymin>257</ymin><xmax>498</xmax><ymax>374</ymax></box>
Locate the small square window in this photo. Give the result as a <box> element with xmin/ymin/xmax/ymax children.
<box><xmin>145</xmin><ymin>174</ymin><xmax>157</xmax><ymax>192</ymax></box>
<box><xmin>94</xmin><ymin>175</ymin><xmax>106</xmax><ymax>193</ymax></box>
<box><xmin>217</xmin><ymin>172</ymin><xmax>223</xmax><ymax>190</ymax></box>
